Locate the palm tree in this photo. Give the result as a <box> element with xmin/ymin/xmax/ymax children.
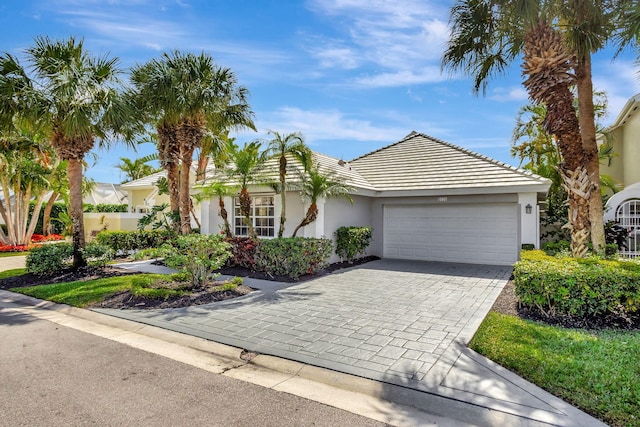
<box><xmin>22</xmin><ymin>36</ymin><xmax>131</xmax><ymax>267</ymax></box>
<box><xmin>194</xmin><ymin>181</ymin><xmax>236</xmax><ymax>238</ymax></box>
<box><xmin>227</xmin><ymin>141</ymin><xmax>264</xmax><ymax>239</ymax></box>
<box><xmin>115</xmin><ymin>154</ymin><xmax>160</xmax><ymax>183</ymax></box>
<box><xmin>130</xmin><ymin>51</ymin><xmax>254</xmax><ymax>235</ymax></box>
<box><xmin>444</xmin><ymin>0</ymin><xmax>640</xmax><ymax>255</ymax></box>
<box><xmin>291</xmin><ymin>164</ymin><xmax>353</xmax><ymax>238</ymax></box>
<box><xmin>262</xmin><ymin>131</ymin><xmax>311</xmax><ymax>237</ymax></box>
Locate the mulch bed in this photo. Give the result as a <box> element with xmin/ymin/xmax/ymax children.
<box><xmin>0</xmin><ymin>256</ymin><xmax>380</xmax><ymax>310</ymax></box>
<box><xmin>491</xmin><ymin>280</ymin><xmax>640</xmax><ymax>330</ymax></box>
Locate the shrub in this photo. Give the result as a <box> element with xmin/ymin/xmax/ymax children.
<box><xmin>159</xmin><ymin>234</ymin><xmax>231</xmax><ymax>287</ymax></box>
<box><xmin>335</xmin><ymin>226</ymin><xmax>373</xmax><ymax>263</ymax></box>
<box><xmin>95</xmin><ymin>230</ymin><xmax>176</xmax><ymax>255</ymax></box>
<box><xmin>255</xmin><ymin>237</ymin><xmax>332</xmax><ymax>279</ymax></box>
<box><xmin>514</xmin><ymin>250</ymin><xmax>640</xmax><ymax>319</ymax></box>
<box><xmin>26</xmin><ymin>243</ymin><xmax>73</xmax><ymax>275</ymax></box>
<box><xmin>225</xmin><ymin>237</ymin><xmax>259</xmax><ymax>269</ymax></box>
<box><xmin>83</xmin><ymin>204</ymin><xmax>128</xmax><ymax>213</ymax></box>
<box><xmin>82</xmin><ymin>242</ymin><xmax>114</xmax><ymax>267</ymax></box>
<box><xmin>541</xmin><ymin>240</ymin><xmax>570</xmax><ymax>256</ymax></box>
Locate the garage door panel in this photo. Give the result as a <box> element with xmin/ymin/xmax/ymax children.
<box><xmin>383</xmin><ymin>204</ymin><xmax>518</xmax><ymax>265</ymax></box>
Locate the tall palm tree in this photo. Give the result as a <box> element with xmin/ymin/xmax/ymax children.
<box><xmin>227</xmin><ymin>141</ymin><xmax>264</xmax><ymax>239</ymax></box>
<box><xmin>442</xmin><ymin>0</ymin><xmax>631</xmax><ymax>256</ymax></box>
<box><xmin>291</xmin><ymin>164</ymin><xmax>353</xmax><ymax>238</ymax></box>
<box><xmin>21</xmin><ymin>36</ymin><xmax>132</xmax><ymax>267</ymax></box>
<box><xmin>262</xmin><ymin>130</ymin><xmax>311</xmax><ymax>237</ymax></box>
<box><xmin>130</xmin><ymin>51</ymin><xmax>254</xmax><ymax>235</ymax></box>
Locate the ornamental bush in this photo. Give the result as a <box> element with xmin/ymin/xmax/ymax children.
<box><xmin>514</xmin><ymin>250</ymin><xmax>640</xmax><ymax>319</ymax></box>
<box><xmin>95</xmin><ymin>230</ymin><xmax>175</xmax><ymax>255</ymax></box>
<box><xmin>26</xmin><ymin>243</ymin><xmax>73</xmax><ymax>275</ymax></box>
<box><xmin>255</xmin><ymin>237</ymin><xmax>332</xmax><ymax>279</ymax></box>
<box><xmin>225</xmin><ymin>237</ymin><xmax>259</xmax><ymax>269</ymax></box>
<box><xmin>156</xmin><ymin>234</ymin><xmax>231</xmax><ymax>287</ymax></box>
<box><xmin>334</xmin><ymin>226</ymin><xmax>372</xmax><ymax>262</ymax></box>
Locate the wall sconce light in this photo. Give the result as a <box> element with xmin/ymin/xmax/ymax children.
<box><xmin>525</xmin><ymin>204</ymin><xmax>532</xmax><ymax>214</ymax></box>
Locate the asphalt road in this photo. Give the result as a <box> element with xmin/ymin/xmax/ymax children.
<box><xmin>0</xmin><ymin>307</ymin><xmax>387</xmax><ymax>427</ymax></box>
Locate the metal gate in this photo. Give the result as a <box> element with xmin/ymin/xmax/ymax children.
<box><xmin>616</xmin><ymin>199</ymin><xmax>640</xmax><ymax>258</ymax></box>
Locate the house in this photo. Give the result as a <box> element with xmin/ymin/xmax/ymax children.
<box><xmin>601</xmin><ymin>93</ymin><xmax>640</xmax><ymax>257</ymax></box>
<box><xmin>200</xmin><ymin>132</ymin><xmax>550</xmax><ymax>266</ymax></box>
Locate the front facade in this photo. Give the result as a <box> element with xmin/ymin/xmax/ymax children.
<box><xmin>201</xmin><ymin>132</ymin><xmax>550</xmax><ymax>266</ymax></box>
<box><xmin>602</xmin><ymin>94</ymin><xmax>640</xmax><ymax>258</ymax></box>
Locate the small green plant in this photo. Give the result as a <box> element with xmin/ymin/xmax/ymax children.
<box><xmin>159</xmin><ymin>234</ymin><xmax>231</xmax><ymax>287</ymax></box>
<box><xmin>26</xmin><ymin>243</ymin><xmax>73</xmax><ymax>275</ymax></box>
<box><xmin>219</xmin><ymin>277</ymin><xmax>243</xmax><ymax>291</ymax></box>
<box><xmin>335</xmin><ymin>226</ymin><xmax>373</xmax><ymax>263</ymax></box>
<box><xmin>137</xmin><ymin>203</ymin><xmax>180</xmax><ymax>231</ymax></box>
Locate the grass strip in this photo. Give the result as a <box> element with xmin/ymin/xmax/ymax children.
<box><xmin>10</xmin><ymin>274</ymin><xmax>177</xmax><ymax>307</ymax></box>
<box><xmin>0</xmin><ymin>268</ymin><xmax>27</xmax><ymax>279</ymax></box>
<box><xmin>469</xmin><ymin>312</ymin><xmax>640</xmax><ymax>427</ymax></box>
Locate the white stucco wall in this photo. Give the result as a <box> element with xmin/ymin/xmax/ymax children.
<box><xmin>622</xmin><ymin>115</ymin><xmax>640</xmax><ymax>186</ymax></box>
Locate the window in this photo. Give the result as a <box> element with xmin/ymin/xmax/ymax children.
<box><xmin>616</xmin><ymin>199</ymin><xmax>640</xmax><ymax>258</ymax></box>
<box><xmin>234</xmin><ymin>196</ymin><xmax>275</xmax><ymax>237</ymax></box>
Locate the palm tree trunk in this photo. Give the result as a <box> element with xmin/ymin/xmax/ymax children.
<box><xmin>292</xmin><ymin>203</ymin><xmax>318</xmax><ymax>237</ymax></box>
<box><xmin>238</xmin><ymin>187</ymin><xmax>255</xmax><ymax>238</ymax></box>
<box><xmin>42</xmin><ymin>191</ymin><xmax>59</xmax><ymax>235</ymax></box>
<box><xmin>189</xmin><ymin>198</ymin><xmax>201</xmax><ymax>230</ymax></box>
<box><xmin>196</xmin><ymin>155</ymin><xmax>209</xmax><ymax>182</ymax></box>
<box><xmin>179</xmin><ymin>149</ymin><xmax>194</xmax><ymax>235</ymax></box>
<box><xmin>25</xmin><ymin>190</ymin><xmax>47</xmax><ymax>243</ymax></box>
<box><xmin>68</xmin><ymin>158</ymin><xmax>86</xmax><ymax>268</ymax></box>
<box><xmin>575</xmin><ymin>55</ymin><xmax>606</xmax><ymax>255</ymax></box>
<box><xmin>279</xmin><ymin>157</ymin><xmax>287</xmax><ymax>238</ymax></box>
<box><xmin>218</xmin><ymin>196</ymin><xmax>232</xmax><ymax>238</ymax></box>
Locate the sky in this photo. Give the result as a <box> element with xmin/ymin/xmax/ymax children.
<box><xmin>2</xmin><ymin>0</ymin><xmax>640</xmax><ymax>184</ymax></box>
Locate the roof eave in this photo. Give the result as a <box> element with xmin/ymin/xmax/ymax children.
<box><xmin>370</xmin><ymin>183</ymin><xmax>551</xmax><ymax>198</ymax></box>
<box><xmin>608</xmin><ymin>93</ymin><xmax>640</xmax><ymax>131</ymax></box>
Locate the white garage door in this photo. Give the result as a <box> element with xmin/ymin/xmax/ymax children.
<box><xmin>383</xmin><ymin>204</ymin><xmax>519</xmax><ymax>265</ymax></box>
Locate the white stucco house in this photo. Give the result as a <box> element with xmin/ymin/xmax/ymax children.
<box><xmin>601</xmin><ymin>94</ymin><xmax>640</xmax><ymax>258</ymax></box>
<box><xmin>200</xmin><ymin>132</ymin><xmax>550</xmax><ymax>266</ymax></box>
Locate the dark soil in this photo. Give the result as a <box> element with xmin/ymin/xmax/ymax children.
<box><xmin>90</xmin><ymin>283</ymin><xmax>255</xmax><ymax>310</ymax></box>
<box><xmin>216</xmin><ymin>255</ymin><xmax>380</xmax><ymax>283</ymax></box>
<box><xmin>1</xmin><ymin>256</ymin><xmax>379</xmax><ymax>310</ymax></box>
<box><xmin>491</xmin><ymin>280</ymin><xmax>640</xmax><ymax>330</ymax></box>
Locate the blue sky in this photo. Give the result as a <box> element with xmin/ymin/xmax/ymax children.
<box><xmin>2</xmin><ymin>0</ymin><xmax>640</xmax><ymax>183</ymax></box>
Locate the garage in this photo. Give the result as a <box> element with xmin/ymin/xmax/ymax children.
<box><xmin>383</xmin><ymin>203</ymin><xmax>519</xmax><ymax>265</ymax></box>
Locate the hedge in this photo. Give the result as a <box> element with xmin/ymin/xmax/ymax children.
<box><xmin>335</xmin><ymin>226</ymin><xmax>372</xmax><ymax>262</ymax></box>
<box><xmin>255</xmin><ymin>238</ymin><xmax>333</xmax><ymax>279</ymax></box>
<box><xmin>514</xmin><ymin>250</ymin><xmax>640</xmax><ymax>319</ymax></box>
<box><xmin>95</xmin><ymin>230</ymin><xmax>176</xmax><ymax>255</ymax></box>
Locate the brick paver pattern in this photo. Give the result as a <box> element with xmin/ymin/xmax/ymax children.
<box><xmin>97</xmin><ymin>259</ymin><xmax>511</xmax><ymax>388</ymax></box>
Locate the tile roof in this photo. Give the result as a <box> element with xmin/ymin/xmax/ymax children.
<box><xmin>120</xmin><ymin>170</ymin><xmax>165</xmax><ymax>189</ymax></box>
<box><xmin>350</xmin><ymin>131</ymin><xmax>550</xmax><ymax>193</ymax></box>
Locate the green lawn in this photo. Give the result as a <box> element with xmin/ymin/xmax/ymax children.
<box><xmin>0</xmin><ymin>252</ymin><xmax>29</xmax><ymax>258</ymax></box>
<box><xmin>0</xmin><ymin>268</ymin><xmax>27</xmax><ymax>279</ymax></box>
<box><xmin>10</xmin><ymin>274</ymin><xmax>183</xmax><ymax>307</ymax></box>
<box><xmin>470</xmin><ymin>312</ymin><xmax>640</xmax><ymax>427</ymax></box>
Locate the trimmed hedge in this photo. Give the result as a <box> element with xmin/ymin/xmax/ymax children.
<box><xmin>26</xmin><ymin>242</ymin><xmax>114</xmax><ymax>275</ymax></box>
<box><xmin>255</xmin><ymin>238</ymin><xmax>333</xmax><ymax>279</ymax></box>
<box><xmin>83</xmin><ymin>204</ymin><xmax>128</xmax><ymax>213</ymax></box>
<box><xmin>335</xmin><ymin>226</ymin><xmax>372</xmax><ymax>262</ymax></box>
<box><xmin>95</xmin><ymin>230</ymin><xmax>176</xmax><ymax>255</ymax></box>
<box><xmin>514</xmin><ymin>250</ymin><xmax>640</xmax><ymax>319</ymax></box>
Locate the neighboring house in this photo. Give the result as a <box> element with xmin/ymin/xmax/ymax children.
<box><xmin>602</xmin><ymin>93</ymin><xmax>640</xmax><ymax>258</ymax></box>
<box><xmin>200</xmin><ymin>132</ymin><xmax>550</xmax><ymax>266</ymax></box>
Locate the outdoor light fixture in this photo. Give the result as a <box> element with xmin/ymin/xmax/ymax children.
<box><xmin>525</xmin><ymin>204</ymin><xmax>532</xmax><ymax>214</ymax></box>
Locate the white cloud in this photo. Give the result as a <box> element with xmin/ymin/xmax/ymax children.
<box><xmin>245</xmin><ymin>107</ymin><xmax>409</xmax><ymax>144</ymax></box>
<box><xmin>489</xmin><ymin>86</ymin><xmax>529</xmax><ymax>102</ymax></box>
<box><xmin>306</xmin><ymin>0</ymin><xmax>450</xmax><ymax>87</ymax></box>
<box><xmin>592</xmin><ymin>58</ymin><xmax>640</xmax><ymax>123</ymax></box>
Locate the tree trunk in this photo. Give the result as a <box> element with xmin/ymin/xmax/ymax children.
<box><xmin>575</xmin><ymin>55</ymin><xmax>606</xmax><ymax>255</ymax></box>
<box><xmin>179</xmin><ymin>149</ymin><xmax>194</xmax><ymax>235</ymax></box>
<box><xmin>157</xmin><ymin>123</ymin><xmax>180</xmax><ymax>229</ymax></box>
<box><xmin>292</xmin><ymin>203</ymin><xmax>318</xmax><ymax>237</ymax></box>
<box><xmin>218</xmin><ymin>196</ymin><xmax>232</xmax><ymax>238</ymax></box>
<box><xmin>25</xmin><ymin>190</ymin><xmax>47</xmax><ymax>243</ymax></box>
<box><xmin>68</xmin><ymin>158</ymin><xmax>86</xmax><ymax>268</ymax></box>
<box><xmin>196</xmin><ymin>154</ymin><xmax>209</xmax><ymax>182</ymax></box>
<box><xmin>238</xmin><ymin>187</ymin><xmax>255</xmax><ymax>238</ymax></box>
<box><xmin>42</xmin><ymin>191</ymin><xmax>59</xmax><ymax>235</ymax></box>
<box><xmin>278</xmin><ymin>156</ymin><xmax>287</xmax><ymax>238</ymax></box>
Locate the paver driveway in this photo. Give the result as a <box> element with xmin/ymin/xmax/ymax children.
<box><xmin>98</xmin><ymin>259</ymin><xmax>511</xmax><ymax>391</ymax></box>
